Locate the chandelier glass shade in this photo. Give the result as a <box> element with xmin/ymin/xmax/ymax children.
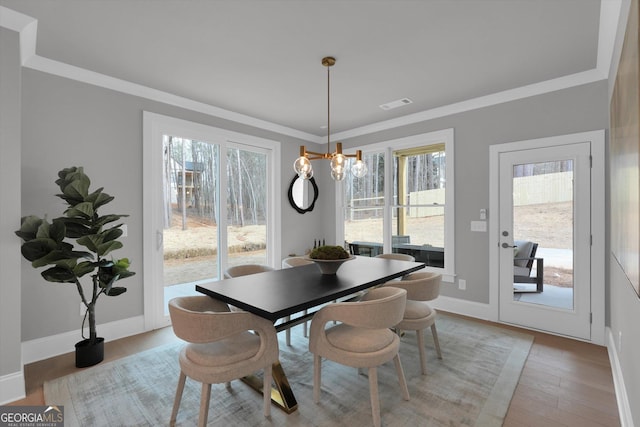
<box><xmin>293</xmin><ymin>57</ymin><xmax>367</xmax><ymax>181</ymax></box>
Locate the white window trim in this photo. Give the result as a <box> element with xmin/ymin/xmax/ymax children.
<box><xmin>142</xmin><ymin>111</ymin><xmax>281</xmax><ymax>330</ymax></box>
<box><xmin>336</xmin><ymin>128</ymin><xmax>455</xmax><ymax>282</ymax></box>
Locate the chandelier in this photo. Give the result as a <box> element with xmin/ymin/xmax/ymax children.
<box><xmin>293</xmin><ymin>57</ymin><xmax>367</xmax><ymax>181</ymax></box>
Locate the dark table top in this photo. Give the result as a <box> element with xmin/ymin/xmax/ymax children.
<box><xmin>196</xmin><ymin>256</ymin><xmax>426</xmax><ymax>322</ymax></box>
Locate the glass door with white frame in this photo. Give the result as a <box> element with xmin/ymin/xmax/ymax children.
<box><xmin>498</xmin><ymin>142</ymin><xmax>591</xmax><ymax>340</ymax></box>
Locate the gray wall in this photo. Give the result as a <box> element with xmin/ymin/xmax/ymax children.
<box><xmin>0</xmin><ymin>28</ymin><xmax>23</xmax><ymax>386</ymax></box>
<box><xmin>340</xmin><ymin>81</ymin><xmax>609</xmax><ymax>303</ymax></box>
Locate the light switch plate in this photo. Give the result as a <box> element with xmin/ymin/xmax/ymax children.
<box><xmin>471</xmin><ymin>221</ymin><xmax>487</xmax><ymax>232</ymax></box>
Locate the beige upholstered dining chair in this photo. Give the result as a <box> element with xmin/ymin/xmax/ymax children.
<box><xmin>375</xmin><ymin>253</ymin><xmax>416</xmax><ymax>262</ymax></box>
<box><xmin>223</xmin><ymin>263</ymin><xmax>274</xmax><ymax>278</ymax></box>
<box><xmin>309</xmin><ymin>287</ymin><xmax>410</xmax><ymax>427</ymax></box>
<box><xmin>168</xmin><ymin>296</ymin><xmax>279</xmax><ymax>427</ymax></box>
<box><xmin>384</xmin><ymin>271</ymin><xmax>442</xmax><ymax>374</ymax></box>
<box><xmin>281</xmin><ymin>256</ymin><xmax>314</xmax><ymax>345</ymax></box>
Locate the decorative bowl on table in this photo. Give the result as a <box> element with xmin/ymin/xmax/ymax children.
<box><xmin>305</xmin><ymin>245</ymin><xmax>355</xmax><ymax>275</ymax></box>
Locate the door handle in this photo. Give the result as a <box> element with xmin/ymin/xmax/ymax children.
<box><xmin>501</xmin><ymin>243</ymin><xmax>516</xmax><ymax>248</ymax></box>
<box><xmin>157</xmin><ymin>230</ymin><xmax>163</xmax><ymax>250</ymax></box>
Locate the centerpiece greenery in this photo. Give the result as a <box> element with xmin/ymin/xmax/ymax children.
<box><xmin>309</xmin><ymin>245</ymin><xmax>350</xmax><ymax>260</ymax></box>
<box><xmin>15</xmin><ymin>167</ymin><xmax>135</xmax><ymax>367</ymax></box>
<box><xmin>308</xmin><ymin>245</ymin><xmax>353</xmax><ymax>275</ymax></box>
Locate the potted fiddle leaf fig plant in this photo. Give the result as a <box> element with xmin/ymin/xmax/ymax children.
<box><xmin>15</xmin><ymin>167</ymin><xmax>135</xmax><ymax>368</ymax></box>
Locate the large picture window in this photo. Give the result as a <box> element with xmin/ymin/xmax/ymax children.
<box><xmin>340</xmin><ymin>129</ymin><xmax>454</xmax><ymax>278</ymax></box>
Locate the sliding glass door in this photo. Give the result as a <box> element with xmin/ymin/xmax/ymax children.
<box><xmin>143</xmin><ymin>112</ymin><xmax>280</xmax><ymax>329</ymax></box>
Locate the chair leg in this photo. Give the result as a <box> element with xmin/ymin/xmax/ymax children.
<box><xmin>170</xmin><ymin>371</ymin><xmax>186</xmax><ymax>427</ymax></box>
<box><xmin>263</xmin><ymin>364</ymin><xmax>273</xmax><ymax>417</ymax></box>
<box><xmin>198</xmin><ymin>382</ymin><xmax>211</xmax><ymax>427</ymax></box>
<box><xmin>368</xmin><ymin>367</ymin><xmax>381</xmax><ymax>427</ymax></box>
<box><xmin>416</xmin><ymin>328</ymin><xmax>428</xmax><ymax>375</ymax></box>
<box><xmin>393</xmin><ymin>354</ymin><xmax>410</xmax><ymax>401</ymax></box>
<box><xmin>313</xmin><ymin>354</ymin><xmax>322</xmax><ymax>403</ymax></box>
<box><xmin>431</xmin><ymin>323</ymin><xmax>443</xmax><ymax>359</ymax></box>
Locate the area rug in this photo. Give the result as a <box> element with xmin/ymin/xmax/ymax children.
<box><xmin>44</xmin><ymin>314</ymin><xmax>532</xmax><ymax>427</ymax></box>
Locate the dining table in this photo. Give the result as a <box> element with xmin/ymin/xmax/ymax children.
<box><xmin>196</xmin><ymin>255</ymin><xmax>426</xmax><ymax>413</ymax></box>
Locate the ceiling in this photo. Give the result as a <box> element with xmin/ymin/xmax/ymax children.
<box><xmin>1</xmin><ymin>0</ymin><xmax>608</xmax><ymax>142</ymax></box>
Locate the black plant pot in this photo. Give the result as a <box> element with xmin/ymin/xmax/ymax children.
<box><xmin>75</xmin><ymin>337</ymin><xmax>104</xmax><ymax>368</ymax></box>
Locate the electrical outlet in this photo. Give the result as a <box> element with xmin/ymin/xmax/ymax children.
<box><xmin>459</xmin><ymin>279</ymin><xmax>466</xmax><ymax>290</ymax></box>
<box><xmin>121</xmin><ymin>224</ymin><xmax>128</xmax><ymax>237</ymax></box>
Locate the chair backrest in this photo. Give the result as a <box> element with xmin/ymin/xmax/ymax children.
<box><xmin>169</xmin><ymin>295</ymin><xmax>276</xmax><ymax>344</ymax></box>
<box><xmin>168</xmin><ymin>296</ymin><xmax>232</xmax><ymax>343</ymax></box>
<box><xmin>224</xmin><ymin>264</ymin><xmax>274</xmax><ymax>278</ymax></box>
<box><xmin>321</xmin><ymin>287</ymin><xmax>407</xmax><ymax>330</ymax></box>
<box><xmin>513</xmin><ymin>240</ymin><xmax>538</xmax><ymax>271</ymax></box>
<box><xmin>281</xmin><ymin>256</ymin><xmax>313</xmax><ymax>268</ymax></box>
<box><xmin>393</xmin><ymin>271</ymin><xmax>441</xmax><ymax>301</ymax></box>
<box><xmin>375</xmin><ymin>253</ymin><xmax>416</xmax><ymax>262</ymax></box>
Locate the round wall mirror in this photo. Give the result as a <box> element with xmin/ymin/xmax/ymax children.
<box><xmin>288</xmin><ymin>174</ymin><xmax>319</xmax><ymax>214</ymax></box>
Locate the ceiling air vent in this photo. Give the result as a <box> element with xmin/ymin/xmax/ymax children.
<box><xmin>379</xmin><ymin>98</ymin><xmax>413</xmax><ymax>111</ymax></box>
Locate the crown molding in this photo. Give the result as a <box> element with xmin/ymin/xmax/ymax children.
<box><xmin>23</xmin><ymin>54</ymin><xmax>319</xmax><ymax>143</ymax></box>
<box><xmin>1</xmin><ymin>1</ymin><xmax>620</xmax><ymax>144</ymax></box>
<box><xmin>331</xmin><ymin>68</ymin><xmax>607</xmax><ymax>142</ymax></box>
<box><xmin>0</xmin><ymin>6</ymin><xmax>37</xmax><ymax>66</ymax></box>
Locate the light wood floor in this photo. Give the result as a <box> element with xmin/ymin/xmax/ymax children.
<box><xmin>8</xmin><ymin>315</ymin><xmax>620</xmax><ymax>426</ymax></box>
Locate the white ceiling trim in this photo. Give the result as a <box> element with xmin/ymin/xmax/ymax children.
<box><xmin>332</xmin><ymin>68</ymin><xmax>606</xmax><ymax>142</ymax></box>
<box><xmin>0</xmin><ymin>6</ymin><xmax>37</xmax><ymax>66</ymax></box>
<box><xmin>597</xmin><ymin>0</ymin><xmax>623</xmax><ymax>75</ymax></box>
<box><xmin>22</xmin><ymin>54</ymin><xmax>319</xmax><ymax>143</ymax></box>
<box><xmin>1</xmin><ymin>1</ymin><xmax>619</xmax><ymax>145</ymax></box>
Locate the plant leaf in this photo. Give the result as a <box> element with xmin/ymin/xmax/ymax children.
<box><xmin>73</xmin><ymin>260</ymin><xmax>97</xmax><ymax>277</ymax></box>
<box><xmin>65</xmin><ymin>201</ymin><xmax>94</xmax><ymax>219</ymax></box>
<box><xmin>15</xmin><ymin>216</ymin><xmax>44</xmax><ymax>241</ymax></box>
<box><xmin>41</xmin><ymin>266</ymin><xmax>76</xmax><ymax>283</ymax></box>
<box><xmin>101</xmin><ymin>227</ymin><xmax>123</xmax><ymax>243</ymax></box>
<box><xmin>97</xmin><ymin>240</ymin><xmax>123</xmax><ymax>258</ymax></box>
<box><xmin>94</xmin><ymin>214</ymin><xmax>128</xmax><ymax>228</ymax></box>
<box><xmin>35</xmin><ymin>220</ymin><xmax>51</xmax><ymax>239</ymax></box>
<box><xmin>105</xmin><ymin>286</ymin><xmax>127</xmax><ymax>296</ymax></box>
<box><xmin>86</xmin><ymin>188</ymin><xmax>114</xmax><ymax>210</ymax></box>
<box><xmin>31</xmin><ymin>250</ymin><xmax>76</xmax><ymax>268</ymax></box>
<box><xmin>77</xmin><ymin>234</ymin><xmax>102</xmax><ymax>252</ymax></box>
<box><xmin>20</xmin><ymin>239</ymin><xmax>58</xmax><ymax>262</ymax></box>
<box><xmin>49</xmin><ymin>219</ymin><xmax>66</xmax><ymax>242</ymax></box>
<box><xmin>57</xmin><ymin>168</ymin><xmax>90</xmax><ymax>202</ymax></box>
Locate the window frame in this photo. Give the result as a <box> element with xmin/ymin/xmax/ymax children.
<box><xmin>336</xmin><ymin>128</ymin><xmax>455</xmax><ymax>282</ymax></box>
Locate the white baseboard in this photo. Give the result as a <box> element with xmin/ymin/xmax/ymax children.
<box><xmin>0</xmin><ymin>370</ymin><xmax>25</xmax><ymax>405</ymax></box>
<box><xmin>21</xmin><ymin>315</ymin><xmax>146</xmax><ymax>365</ymax></box>
<box><xmin>606</xmin><ymin>327</ymin><xmax>635</xmax><ymax>427</ymax></box>
<box><xmin>432</xmin><ymin>295</ymin><xmax>495</xmax><ymax>321</ymax></box>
